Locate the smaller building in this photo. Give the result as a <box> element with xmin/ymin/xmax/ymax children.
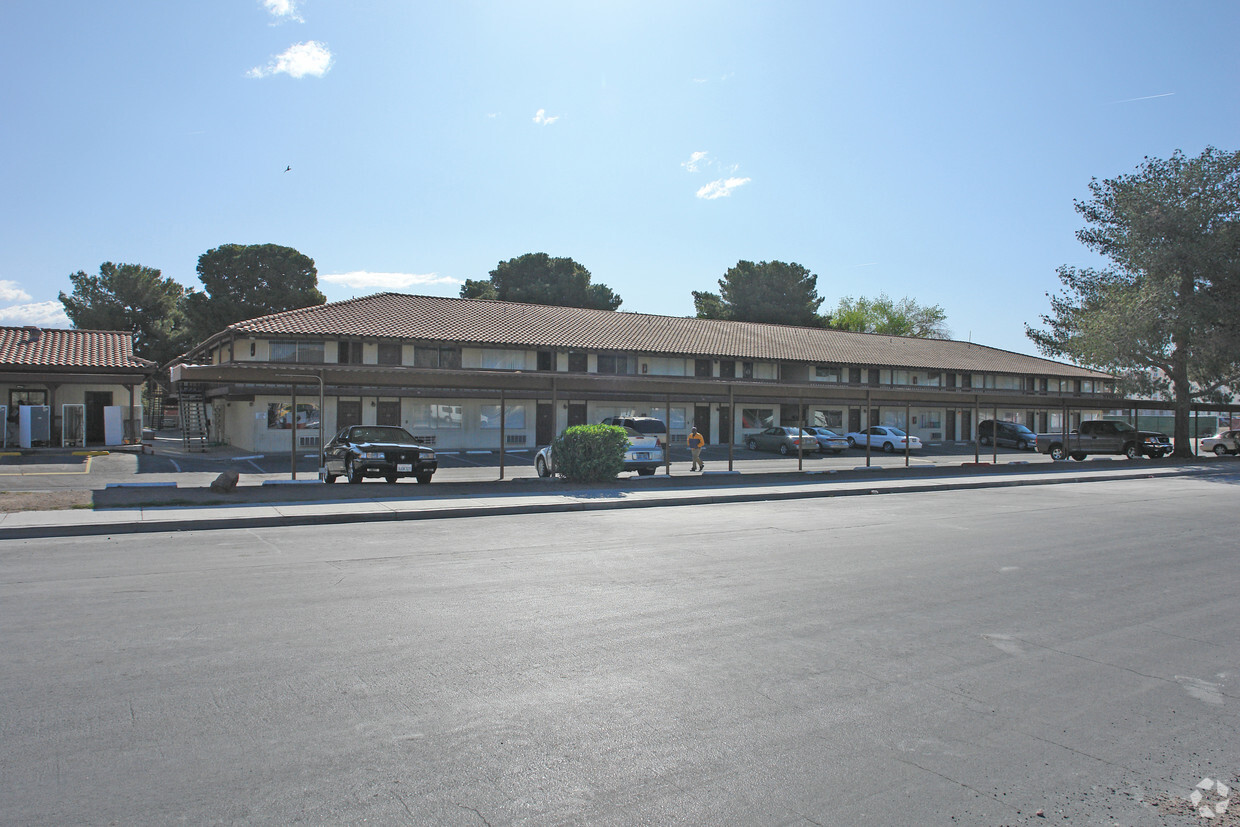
<box><xmin>0</xmin><ymin>326</ymin><xmax>154</xmax><ymax>447</ymax></box>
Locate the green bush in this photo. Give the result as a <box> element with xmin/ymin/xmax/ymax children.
<box><xmin>552</xmin><ymin>425</ymin><xmax>629</xmax><ymax>482</ymax></box>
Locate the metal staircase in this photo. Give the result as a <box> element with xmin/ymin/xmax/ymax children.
<box><xmin>178</xmin><ymin>384</ymin><xmax>208</xmax><ymax>452</ymax></box>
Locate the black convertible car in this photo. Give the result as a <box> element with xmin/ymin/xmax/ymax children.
<box><xmin>323</xmin><ymin>425</ymin><xmax>438</xmax><ymax>484</ymax></box>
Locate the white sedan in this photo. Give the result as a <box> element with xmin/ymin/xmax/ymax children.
<box><xmin>846</xmin><ymin>426</ymin><xmax>922</xmax><ymax>453</ymax></box>
<box><xmin>1201</xmin><ymin>430</ymin><xmax>1239</xmax><ymax>456</ymax></box>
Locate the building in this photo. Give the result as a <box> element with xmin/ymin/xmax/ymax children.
<box><xmin>168</xmin><ymin>292</ymin><xmax>1118</xmax><ymax>454</ymax></box>
<box><xmin>0</xmin><ymin>326</ymin><xmax>154</xmax><ymax>447</ymax></box>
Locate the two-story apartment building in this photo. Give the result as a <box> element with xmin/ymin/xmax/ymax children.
<box><xmin>169</xmin><ymin>292</ymin><xmax>1117</xmax><ymax>454</ymax></box>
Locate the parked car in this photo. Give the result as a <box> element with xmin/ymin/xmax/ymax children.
<box><xmin>805</xmin><ymin>426</ymin><xmax>849</xmax><ymax>454</ymax></box>
<box><xmin>323</xmin><ymin>425</ymin><xmax>437</xmax><ymax>484</ymax></box>
<box><xmin>746</xmin><ymin>426</ymin><xmax>821</xmax><ymax>455</ymax></box>
<box><xmin>978</xmin><ymin>419</ymin><xmax>1037</xmax><ymax>450</ymax></box>
<box><xmin>535</xmin><ymin>427</ymin><xmax>663</xmax><ymax>477</ymax></box>
<box><xmin>846</xmin><ymin>426</ymin><xmax>922</xmax><ymax>453</ymax></box>
<box><xmin>1201</xmin><ymin>430</ymin><xmax>1240</xmax><ymax>456</ymax></box>
<box><xmin>1035</xmin><ymin>419</ymin><xmax>1171</xmax><ymax>460</ymax></box>
<box><xmin>600</xmin><ymin>416</ymin><xmax>668</xmax><ymax>447</ymax></box>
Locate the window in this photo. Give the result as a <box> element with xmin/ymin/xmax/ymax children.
<box><xmin>695</xmin><ymin>359</ymin><xmax>712</xmax><ymax>378</ymax></box>
<box><xmin>338</xmin><ymin>341</ymin><xmax>364</xmax><ymax>364</ymax></box>
<box><xmin>409</xmin><ymin>403</ymin><xmax>462</xmax><ymax>429</ymax></box>
<box><xmin>567</xmin><ymin>352</ymin><xmax>588</xmax><ymax>372</ymax></box>
<box><xmin>537</xmin><ymin>351</ymin><xmax>553</xmax><ymax>371</ymax></box>
<box><xmin>270</xmin><ymin>341</ymin><xmax>325</xmax><ymax>363</ymax></box>
<box><xmin>413</xmin><ymin>346</ymin><xmax>461</xmax><ymax>369</ymax></box>
<box><xmin>267</xmin><ymin>401</ymin><xmax>320</xmax><ymax>430</ymax></box>
<box><xmin>480</xmin><ymin>404</ymin><xmax>526</xmax><ymax>429</ymax></box>
<box><xmin>814</xmin><ymin>366</ymin><xmax>842</xmax><ymax>382</ymax></box>
<box><xmin>597</xmin><ymin>354</ymin><xmax>630</xmax><ymax>375</ymax></box>
<box><xmin>812</xmin><ymin>409</ymin><xmax>844</xmax><ymax>429</ymax></box>
<box><xmin>741</xmin><ymin>408</ymin><xmax>774</xmax><ymax>429</ymax></box>
<box><xmin>719</xmin><ymin>360</ymin><xmax>735</xmax><ymax>379</ymax></box>
<box><xmin>481</xmin><ymin>349</ymin><xmax>525</xmax><ymax>370</ymax></box>
<box><xmin>377</xmin><ymin>342</ymin><xmax>402</xmax><ymax>365</ymax></box>
<box><xmin>9</xmin><ymin>389</ymin><xmax>48</xmax><ymax>407</ymax></box>
<box><xmin>742</xmin><ymin>362</ymin><xmax>754</xmax><ymax>379</ymax></box>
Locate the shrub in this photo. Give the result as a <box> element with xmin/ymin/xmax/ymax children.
<box><xmin>552</xmin><ymin>425</ymin><xmax>628</xmax><ymax>482</ymax></box>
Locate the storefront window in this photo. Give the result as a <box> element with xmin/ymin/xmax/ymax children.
<box><xmin>741</xmin><ymin>408</ymin><xmax>774</xmax><ymax>429</ymax></box>
<box><xmin>267</xmin><ymin>401</ymin><xmax>320</xmax><ymax>429</ymax></box>
<box><xmin>480</xmin><ymin>404</ymin><xmax>526</xmax><ymax>429</ymax></box>
<box><xmin>409</xmin><ymin>403</ymin><xmax>462</xmax><ymax>429</ymax></box>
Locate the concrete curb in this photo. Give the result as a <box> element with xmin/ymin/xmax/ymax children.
<box><xmin>0</xmin><ymin>465</ymin><xmax>1207</xmax><ymax>541</ymax></box>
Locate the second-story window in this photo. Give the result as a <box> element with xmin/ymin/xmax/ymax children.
<box><xmin>338</xmin><ymin>341</ymin><xmax>364</xmax><ymax>364</ymax></box>
<box><xmin>719</xmin><ymin>361</ymin><xmax>735</xmax><ymax>379</ymax></box>
<box><xmin>270</xmin><ymin>341</ymin><xmax>325</xmax><ymax>363</ymax></box>
<box><xmin>742</xmin><ymin>362</ymin><xmax>754</xmax><ymax>379</ymax></box>
<box><xmin>567</xmin><ymin>352</ymin><xmax>588</xmax><ymax>372</ymax></box>
<box><xmin>695</xmin><ymin>359</ymin><xmax>712</xmax><ymax>378</ymax></box>
<box><xmin>414</xmin><ymin>346</ymin><xmax>461</xmax><ymax>369</ymax></box>
<box><xmin>814</xmin><ymin>366</ymin><xmax>842</xmax><ymax>382</ymax></box>
<box><xmin>597</xmin><ymin>354</ymin><xmax>631</xmax><ymax>374</ymax></box>
<box><xmin>377</xmin><ymin>342</ymin><xmax>402</xmax><ymax>365</ymax></box>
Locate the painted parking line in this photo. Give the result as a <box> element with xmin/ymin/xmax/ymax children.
<box><xmin>0</xmin><ymin>456</ymin><xmax>95</xmax><ymax>476</ymax></box>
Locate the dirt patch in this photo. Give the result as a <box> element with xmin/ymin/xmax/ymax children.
<box><xmin>1148</xmin><ymin>776</ymin><xmax>1239</xmax><ymax>824</ymax></box>
<box><xmin>0</xmin><ymin>490</ymin><xmax>93</xmax><ymax>513</ymax></box>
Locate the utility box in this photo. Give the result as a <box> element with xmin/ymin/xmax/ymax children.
<box><xmin>19</xmin><ymin>405</ymin><xmax>51</xmax><ymax>448</ymax></box>
<box><xmin>62</xmin><ymin>404</ymin><xmax>86</xmax><ymax>448</ymax></box>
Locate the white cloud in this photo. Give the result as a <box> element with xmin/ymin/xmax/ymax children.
<box><xmin>248</xmin><ymin>41</ymin><xmax>333</xmax><ymax>79</ymax></box>
<box><xmin>262</xmin><ymin>0</ymin><xmax>304</xmax><ymax>23</ymax></box>
<box><xmin>321</xmin><ymin>271</ymin><xmax>461</xmax><ymax>291</ymax></box>
<box><xmin>533</xmin><ymin>108</ymin><xmax>560</xmax><ymax>126</ymax></box>
<box><xmin>682</xmin><ymin>151</ymin><xmax>709</xmax><ymax>173</ymax></box>
<box><xmin>0</xmin><ymin>281</ymin><xmax>32</xmax><ymax>303</ymax></box>
<box><xmin>696</xmin><ymin>176</ymin><xmax>751</xmax><ymax>200</ymax></box>
<box><xmin>0</xmin><ymin>301</ymin><xmax>71</xmax><ymax>327</ymax></box>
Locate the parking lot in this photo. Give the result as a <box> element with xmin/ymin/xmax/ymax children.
<box><xmin>0</xmin><ymin>430</ymin><xmax>1221</xmax><ymax>496</ymax></box>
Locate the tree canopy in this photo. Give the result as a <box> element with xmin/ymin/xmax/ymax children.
<box><xmin>183</xmin><ymin>243</ymin><xmax>325</xmax><ymax>341</ymax></box>
<box><xmin>827</xmin><ymin>294</ymin><xmax>951</xmax><ymax>339</ymax></box>
<box><xmin>1026</xmin><ymin>147</ymin><xmax>1240</xmax><ymax>456</ymax></box>
<box><xmin>693</xmin><ymin>260</ymin><xmax>824</xmax><ymax>326</ymax></box>
<box><xmin>461</xmin><ymin>253</ymin><xmax>622</xmax><ymax>310</ymax></box>
<box><xmin>58</xmin><ymin>262</ymin><xmax>190</xmax><ymax>365</ymax></box>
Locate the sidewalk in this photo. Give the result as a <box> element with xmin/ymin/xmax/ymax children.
<box><xmin>0</xmin><ymin>461</ymin><xmax>1215</xmax><ymax>540</ymax></box>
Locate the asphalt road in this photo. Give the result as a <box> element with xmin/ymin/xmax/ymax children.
<box><xmin>3</xmin><ymin>475</ymin><xmax>1239</xmax><ymax>825</ymax></box>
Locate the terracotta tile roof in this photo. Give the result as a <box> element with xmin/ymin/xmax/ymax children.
<box><xmin>218</xmin><ymin>292</ymin><xmax>1109</xmax><ymax>379</ymax></box>
<box><xmin>0</xmin><ymin>326</ymin><xmax>154</xmax><ymax>371</ymax></box>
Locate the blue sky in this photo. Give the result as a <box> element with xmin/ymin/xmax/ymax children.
<box><xmin>1</xmin><ymin>1</ymin><xmax>1236</xmax><ymax>357</ymax></box>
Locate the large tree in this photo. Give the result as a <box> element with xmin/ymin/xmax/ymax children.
<box><xmin>183</xmin><ymin>243</ymin><xmax>325</xmax><ymax>340</ymax></box>
<box><xmin>58</xmin><ymin>262</ymin><xmax>190</xmax><ymax>364</ymax></box>
<box><xmin>1027</xmin><ymin>147</ymin><xmax>1240</xmax><ymax>457</ymax></box>
<box><xmin>461</xmin><ymin>253</ymin><xmax>622</xmax><ymax>310</ymax></box>
<box><xmin>828</xmin><ymin>293</ymin><xmax>951</xmax><ymax>339</ymax></box>
<box><xmin>693</xmin><ymin>260</ymin><xmax>824</xmax><ymax>326</ymax></box>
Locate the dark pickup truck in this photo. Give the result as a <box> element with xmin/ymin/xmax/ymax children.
<box><xmin>1035</xmin><ymin>419</ymin><xmax>1172</xmax><ymax>461</ymax></box>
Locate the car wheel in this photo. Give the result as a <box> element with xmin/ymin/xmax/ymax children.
<box><xmin>535</xmin><ymin>456</ymin><xmax>550</xmax><ymax>477</ymax></box>
<box><xmin>1124</xmin><ymin>443</ymin><xmax>1141</xmax><ymax>460</ymax></box>
<box><xmin>323</xmin><ymin>474</ymin><xmax>337</xmax><ymax>484</ymax></box>
<box><xmin>746</xmin><ymin>439</ymin><xmax>758</xmax><ymax>451</ymax></box>
<box><xmin>882</xmin><ymin>441</ymin><xmax>895</xmax><ymax>453</ymax></box>
<box><xmin>637</xmin><ymin>468</ymin><xmax>655</xmax><ymax>476</ymax></box>
<box><xmin>779</xmin><ymin>444</ymin><xmax>789</xmax><ymax>455</ymax></box>
<box><xmin>347</xmin><ymin>459</ymin><xmax>363</xmax><ymax>484</ymax></box>
<box><xmin>981</xmin><ymin>436</ymin><xmax>991</xmax><ymax>446</ymax></box>
<box><xmin>1070</xmin><ymin>452</ymin><xmax>1087</xmax><ymax>461</ymax></box>
<box><xmin>847</xmin><ymin>437</ymin><xmax>856</xmax><ymax>448</ymax></box>
<box><xmin>1214</xmin><ymin>445</ymin><xmax>1229</xmax><ymax>456</ymax></box>
<box><xmin>1049</xmin><ymin>445</ymin><xmax>1066</xmax><ymax>461</ymax></box>
<box><xmin>415</xmin><ymin>473</ymin><xmax>433</xmax><ymax>484</ymax></box>
<box><xmin>385</xmin><ymin>475</ymin><xmax>397</xmax><ymax>484</ymax></box>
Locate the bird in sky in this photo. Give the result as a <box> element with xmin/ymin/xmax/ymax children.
<box><xmin>284</xmin><ymin>165</ymin><xmax>292</xmax><ymax>172</ymax></box>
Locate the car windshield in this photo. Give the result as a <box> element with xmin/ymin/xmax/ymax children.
<box><xmin>351</xmin><ymin>426</ymin><xmax>417</xmax><ymax>443</ymax></box>
<box><xmin>886</xmin><ymin>428</ymin><xmax>908</xmax><ymax>437</ymax></box>
<box><xmin>1010</xmin><ymin>424</ymin><xmax>1034</xmax><ymax>434</ymax></box>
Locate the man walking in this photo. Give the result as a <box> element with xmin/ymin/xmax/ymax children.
<box><xmin>687</xmin><ymin>426</ymin><xmax>705</xmax><ymax>472</ymax></box>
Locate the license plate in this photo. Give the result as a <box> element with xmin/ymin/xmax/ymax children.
<box><xmin>397</xmin><ymin>463</ymin><xmax>413</xmax><ymax>472</ymax></box>
<box><xmin>633</xmin><ymin>452</ymin><xmax>649</xmax><ymax>460</ymax></box>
